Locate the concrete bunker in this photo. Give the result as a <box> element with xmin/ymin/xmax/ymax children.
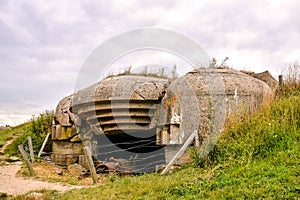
<box><xmin>50</xmin><ymin>68</ymin><xmax>276</xmax><ymax>173</ymax></box>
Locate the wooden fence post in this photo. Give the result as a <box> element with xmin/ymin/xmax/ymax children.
<box><xmin>18</xmin><ymin>144</ymin><xmax>35</xmax><ymax>176</ymax></box>
<box><xmin>278</xmin><ymin>75</ymin><xmax>283</xmax><ymax>86</ymax></box>
<box><xmin>27</xmin><ymin>136</ymin><xmax>35</xmax><ymax>162</ymax></box>
<box><xmin>83</xmin><ymin>147</ymin><xmax>98</xmax><ymax>184</ymax></box>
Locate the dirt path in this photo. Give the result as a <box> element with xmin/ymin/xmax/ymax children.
<box><xmin>0</xmin><ymin>136</ymin><xmax>18</xmax><ymax>154</ymax></box>
<box><xmin>0</xmin><ymin>138</ymin><xmax>84</xmax><ymax>195</ymax></box>
<box><xmin>0</xmin><ymin>161</ymin><xmax>83</xmax><ymax>195</ymax></box>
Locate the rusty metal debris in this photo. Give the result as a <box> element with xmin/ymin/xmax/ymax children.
<box><xmin>95</xmin><ymin>157</ymin><xmax>134</xmax><ymax>174</ymax></box>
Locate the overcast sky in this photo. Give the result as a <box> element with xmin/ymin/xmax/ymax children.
<box><xmin>0</xmin><ymin>0</ymin><xmax>299</xmax><ymax>126</ymax></box>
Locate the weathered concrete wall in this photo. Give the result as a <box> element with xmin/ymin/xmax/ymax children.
<box><xmin>154</xmin><ymin>68</ymin><xmax>274</xmax><ymax>164</ymax></box>
<box><xmin>157</xmin><ymin>68</ymin><xmax>274</xmax><ymax>146</ymax></box>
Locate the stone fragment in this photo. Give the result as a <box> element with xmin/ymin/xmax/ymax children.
<box><xmin>68</xmin><ymin>164</ymin><xmax>83</xmax><ymax>177</ymax></box>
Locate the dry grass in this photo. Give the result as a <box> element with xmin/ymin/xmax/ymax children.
<box><xmin>17</xmin><ymin>160</ymin><xmax>112</xmax><ymax>186</ymax></box>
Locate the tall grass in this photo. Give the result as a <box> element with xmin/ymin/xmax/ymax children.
<box><xmin>277</xmin><ymin>62</ymin><xmax>300</xmax><ymax>97</ymax></box>
<box><xmin>192</xmin><ymin>95</ymin><xmax>300</xmax><ymax>167</ymax></box>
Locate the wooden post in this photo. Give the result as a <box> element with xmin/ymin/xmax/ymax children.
<box><xmin>27</xmin><ymin>136</ymin><xmax>35</xmax><ymax>162</ymax></box>
<box><xmin>161</xmin><ymin>131</ymin><xmax>198</xmax><ymax>175</ymax></box>
<box><xmin>38</xmin><ymin>133</ymin><xmax>51</xmax><ymax>158</ymax></box>
<box><xmin>18</xmin><ymin>145</ymin><xmax>35</xmax><ymax>176</ymax></box>
<box><xmin>278</xmin><ymin>75</ymin><xmax>283</xmax><ymax>86</ymax></box>
<box><xmin>83</xmin><ymin>147</ymin><xmax>98</xmax><ymax>184</ymax></box>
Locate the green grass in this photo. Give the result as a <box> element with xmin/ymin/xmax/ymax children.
<box><xmin>10</xmin><ymin>88</ymin><xmax>300</xmax><ymax>199</ymax></box>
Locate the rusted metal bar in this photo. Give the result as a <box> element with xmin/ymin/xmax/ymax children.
<box><xmin>161</xmin><ymin>130</ymin><xmax>198</xmax><ymax>175</ymax></box>
<box><xmin>194</xmin><ymin>133</ymin><xmax>200</xmax><ymax>147</ymax></box>
<box><xmin>38</xmin><ymin>133</ymin><xmax>51</xmax><ymax>158</ymax></box>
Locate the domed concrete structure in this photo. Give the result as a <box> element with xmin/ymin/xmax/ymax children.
<box><xmin>50</xmin><ymin>68</ymin><xmax>275</xmax><ymax>173</ymax></box>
